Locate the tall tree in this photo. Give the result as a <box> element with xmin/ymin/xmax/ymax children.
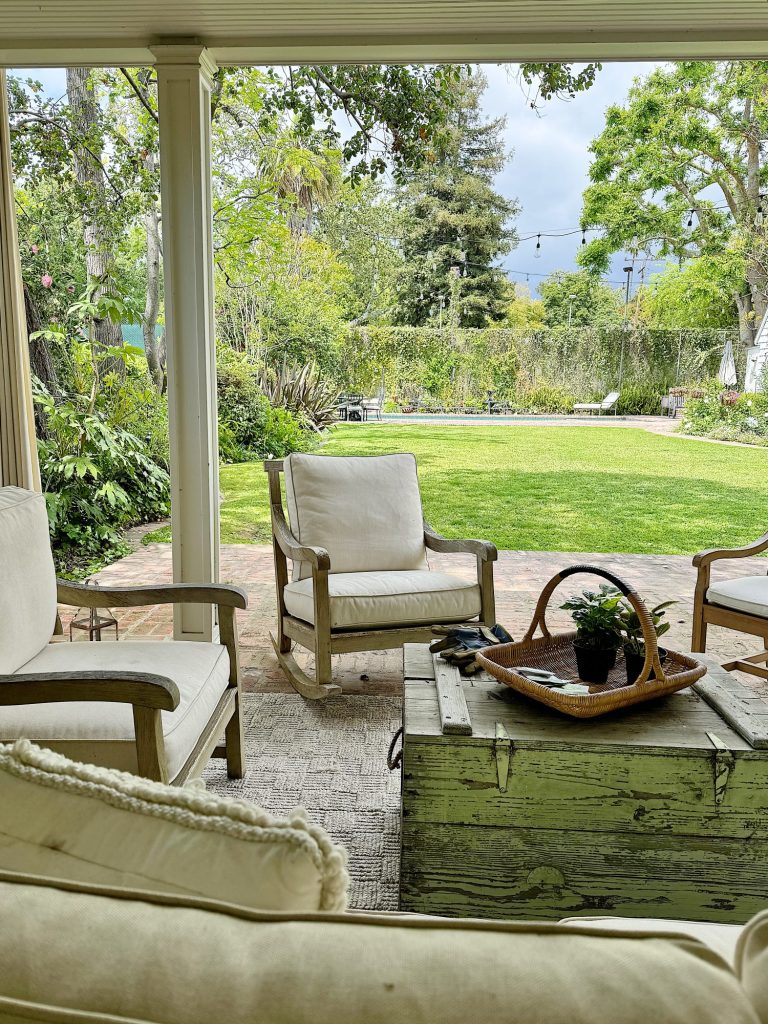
<box><xmin>538</xmin><ymin>270</ymin><xmax>622</xmax><ymax>328</ymax></box>
<box><xmin>65</xmin><ymin>68</ymin><xmax>125</xmax><ymax>360</ymax></box>
<box><xmin>579</xmin><ymin>61</ymin><xmax>768</xmax><ymax>347</ymax></box>
<box><xmin>394</xmin><ymin>71</ymin><xmax>519</xmax><ymax>328</ymax></box>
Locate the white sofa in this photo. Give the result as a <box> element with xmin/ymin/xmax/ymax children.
<box><xmin>0</xmin><ymin>740</ymin><xmax>765</xmax><ymax>1024</ymax></box>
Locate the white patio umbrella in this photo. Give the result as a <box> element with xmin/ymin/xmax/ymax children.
<box><xmin>718</xmin><ymin>336</ymin><xmax>738</xmax><ymax>388</ymax></box>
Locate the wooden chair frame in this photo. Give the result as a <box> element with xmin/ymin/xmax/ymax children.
<box><xmin>692</xmin><ymin>531</ymin><xmax>768</xmax><ymax>680</ymax></box>
<box><xmin>0</xmin><ymin>580</ymin><xmax>248</xmax><ymax>785</ymax></box>
<box><xmin>265</xmin><ymin>459</ymin><xmax>497</xmax><ymax>699</ymax></box>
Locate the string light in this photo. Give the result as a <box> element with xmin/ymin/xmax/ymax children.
<box><xmin>581</xmin><ymin>230</ymin><xmax>587</xmax><ymax>245</ymax></box>
<box><xmin>534</xmin><ymin>233</ymin><xmax>542</xmax><ymax>259</ymax></box>
<box><xmin>687</xmin><ymin>209</ymin><xmax>694</xmax><ymax>228</ymax></box>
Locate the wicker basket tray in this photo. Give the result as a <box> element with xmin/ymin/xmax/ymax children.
<box><xmin>476</xmin><ymin>565</ymin><xmax>706</xmax><ymax>718</ymax></box>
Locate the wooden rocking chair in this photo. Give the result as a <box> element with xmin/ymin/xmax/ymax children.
<box><xmin>265</xmin><ymin>453</ymin><xmax>497</xmax><ymax>699</ymax></box>
<box><xmin>692</xmin><ymin>530</ymin><xmax>768</xmax><ymax>680</ymax></box>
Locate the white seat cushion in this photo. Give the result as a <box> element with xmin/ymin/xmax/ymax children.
<box><xmin>559</xmin><ymin>915</ymin><xmax>743</xmax><ymax>966</ymax></box>
<box><xmin>284</xmin><ymin>453</ymin><xmax>428</xmax><ymax>580</ymax></box>
<box><xmin>3</xmin><ymin>641</ymin><xmax>230</xmax><ymax>781</ymax></box>
<box><xmin>707</xmin><ymin>576</ymin><xmax>768</xmax><ymax>618</ymax></box>
<box><xmin>283</xmin><ymin>570</ymin><xmax>481</xmax><ymax>630</ymax></box>
<box><xmin>0</xmin><ymin>487</ymin><xmax>57</xmax><ymax>673</ymax></box>
<box><xmin>0</xmin><ymin>739</ymin><xmax>348</xmax><ymax>912</ymax></box>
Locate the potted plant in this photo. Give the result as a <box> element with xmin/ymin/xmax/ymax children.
<box><xmin>618</xmin><ymin>600</ymin><xmax>676</xmax><ymax>685</ymax></box>
<box><xmin>560</xmin><ymin>585</ymin><xmax>623</xmax><ymax>684</ymax></box>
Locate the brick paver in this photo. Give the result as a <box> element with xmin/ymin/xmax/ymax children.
<box><xmin>58</xmin><ymin>544</ymin><xmax>768</xmax><ymax>696</ymax></box>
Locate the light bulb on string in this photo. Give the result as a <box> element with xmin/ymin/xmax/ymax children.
<box><xmin>581</xmin><ymin>230</ymin><xmax>587</xmax><ymax>246</ymax></box>
<box><xmin>534</xmin><ymin>233</ymin><xmax>542</xmax><ymax>259</ymax></box>
<box><xmin>687</xmin><ymin>209</ymin><xmax>694</xmax><ymax>228</ymax></box>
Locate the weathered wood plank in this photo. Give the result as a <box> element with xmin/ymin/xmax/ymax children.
<box><xmin>433</xmin><ymin>655</ymin><xmax>472</xmax><ymax>735</ymax></box>
<box><xmin>399</xmin><ymin>820</ymin><xmax>768</xmax><ymax>923</ymax></box>
<box><xmin>693</xmin><ymin>654</ymin><xmax>768</xmax><ymax>749</ymax></box>
<box><xmin>402</xmin><ymin>742</ymin><xmax>768</xmax><ymax>838</ymax></box>
<box><xmin>404</xmin><ymin>643</ymin><xmax>436</xmax><ymax>680</ymax></box>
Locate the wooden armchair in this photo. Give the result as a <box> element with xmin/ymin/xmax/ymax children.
<box><xmin>265</xmin><ymin>453</ymin><xmax>497</xmax><ymax>699</ymax></box>
<box><xmin>692</xmin><ymin>530</ymin><xmax>768</xmax><ymax>679</ymax></box>
<box><xmin>0</xmin><ymin>486</ymin><xmax>247</xmax><ymax>784</ymax></box>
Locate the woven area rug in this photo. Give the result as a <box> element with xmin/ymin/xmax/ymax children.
<box><xmin>202</xmin><ymin>693</ymin><xmax>402</xmax><ymax>911</ymax></box>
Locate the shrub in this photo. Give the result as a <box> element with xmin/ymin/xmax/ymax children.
<box><xmin>35</xmin><ymin>386</ymin><xmax>170</xmax><ymax>574</ymax></box>
<box><xmin>518</xmin><ymin>382</ymin><xmax>576</xmax><ymax>414</ymax></box>
<box><xmin>217</xmin><ymin>350</ymin><xmax>315</xmax><ymax>461</ymax></box>
<box><xmin>681</xmin><ymin>379</ymin><xmax>768</xmax><ymax>445</ymax></box>
<box><xmin>617</xmin><ymin>382</ymin><xmax>665</xmax><ymax>415</ymax></box>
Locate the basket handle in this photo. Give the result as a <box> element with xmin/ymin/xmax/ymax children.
<box><xmin>521</xmin><ymin>565</ymin><xmax>666</xmax><ymax>686</ymax></box>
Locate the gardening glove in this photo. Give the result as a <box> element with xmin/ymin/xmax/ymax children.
<box><xmin>430</xmin><ymin>623</ymin><xmax>513</xmax><ymax>676</ymax></box>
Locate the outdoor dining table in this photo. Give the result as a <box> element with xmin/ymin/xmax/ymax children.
<box><xmin>337</xmin><ymin>395</ymin><xmax>364</xmax><ymax>420</ymax></box>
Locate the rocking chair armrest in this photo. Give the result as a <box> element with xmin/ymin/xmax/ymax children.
<box><xmin>0</xmin><ymin>671</ymin><xmax>180</xmax><ymax>710</ymax></box>
<box><xmin>57</xmin><ymin>580</ymin><xmax>248</xmax><ymax>610</ymax></box>
<box><xmin>271</xmin><ymin>506</ymin><xmax>331</xmax><ymax>571</ymax></box>
<box><xmin>693</xmin><ymin>531</ymin><xmax>768</xmax><ymax>568</ymax></box>
<box><xmin>424</xmin><ymin>522</ymin><xmax>498</xmax><ymax>561</ymax></box>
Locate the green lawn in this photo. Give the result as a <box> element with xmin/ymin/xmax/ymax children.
<box><xmin>146</xmin><ymin>425</ymin><xmax>768</xmax><ymax>555</ymax></box>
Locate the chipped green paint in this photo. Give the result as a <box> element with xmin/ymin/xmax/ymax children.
<box><xmin>399</xmin><ymin>646</ymin><xmax>768</xmax><ymax>925</ymax></box>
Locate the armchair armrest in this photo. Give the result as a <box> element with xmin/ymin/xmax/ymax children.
<box><xmin>0</xmin><ymin>671</ymin><xmax>179</xmax><ymax>710</ymax></box>
<box><xmin>57</xmin><ymin>580</ymin><xmax>248</xmax><ymax>610</ymax></box>
<box><xmin>424</xmin><ymin>522</ymin><xmax>497</xmax><ymax>561</ymax></box>
<box><xmin>693</xmin><ymin>532</ymin><xmax>768</xmax><ymax>568</ymax></box>
<box><xmin>271</xmin><ymin>506</ymin><xmax>331</xmax><ymax>572</ymax></box>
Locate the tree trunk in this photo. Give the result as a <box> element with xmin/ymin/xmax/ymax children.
<box><xmin>142</xmin><ymin>152</ymin><xmax>165</xmax><ymax>391</ymax></box>
<box><xmin>65</xmin><ymin>67</ymin><xmax>123</xmax><ymax>369</ymax></box>
<box><xmin>734</xmin><ymin>292</ymin><xmax>756</xmax><ymax>349</ymax></box>
<box><xmin>23</xmin><ymin>284</ymin><xmax>59</xmax><ymax>437</ymax></box>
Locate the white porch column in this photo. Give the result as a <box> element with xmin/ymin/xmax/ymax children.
<box><xmin>152</xmin><ymin>45</ymin><xmax>220</xmax><ymax>641</ymax></box>
<box><xmin>0</xmin><ymin>68</ymin><xmax>41</xmax><ymax>490</ymax></box>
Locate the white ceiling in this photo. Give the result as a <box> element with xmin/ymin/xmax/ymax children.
<box><xmin>1</xmin><ymin>0</ymin><xmax>767</xmax><ymax>65</ymax></box>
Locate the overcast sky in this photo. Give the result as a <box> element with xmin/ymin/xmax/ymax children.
<box><xmin>20</xmin><ymin>62</ymin><xmax>665</xmax><ymax>297</ymax></box>
<box><xmin>483</xmin><ymin>62</ymin><xmax>667</xmax><ymax>296</ymax></box>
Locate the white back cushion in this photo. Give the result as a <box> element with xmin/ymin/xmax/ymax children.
<box><xmin>284</xmin><ymin>453</ymin><xmax>428</xmax><ymax>579</ymax></box>
<box><xmin>0</xmin><ymin>739</ymin><xmax>349</xmax><ymax>912</ymax></box>
<box><xmin>0</xmin><ymin>487</ymin><xmax>57</xmax><ymax>673</ymax></box>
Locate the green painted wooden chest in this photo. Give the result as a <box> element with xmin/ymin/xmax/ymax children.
<box><xmin>399</xmin><ymin>644</ymin><xmax>768</xmax><ymax>924</ymax></box>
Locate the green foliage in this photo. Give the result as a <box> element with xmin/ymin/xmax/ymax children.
<box><xmin>618</xmin><ymin>600</ymin><xmax>675</xmax><ymax>654</ymax></box>
<box><xmin>503</xmin><ymin>284</ymin><xmax>546</xmax><ymax>330</ymax></box>
<box><xmin>216</xmin><ymin>349</ymin><xmax>315</xmax><ymax>462</ymax></box>
<box><xmin>394</xmin><ymin>71</ymin><xmax>518</xmax><ymax>328</ymax></box>
<box><xmin>579</xmin><ymin>61</ymin><xmax>768</xmax><ymax>339</ymax></box>
<box><xmin>616</xmin><ymin>382</ymin><xmax>665</xmax><ymax>415</ymax></box>
<box><xmin>539</xmin><ymin>270</ymin><xmax>622</xmax><ymax>329</ymax></box>
<box><xmin>560</xmin><ymin>585</ymin><xmax>623</xmax><ymax>650</ymax></box>
<box><xmin>639</xmin><ymin>261</ymin><xmax>739</xmax><ymax>330</ymax></box>
<box><xmin>681</xmin><ymin>379</ymin><xmax>768</xmax><ymax>444</ymax></box>
<box><xmin>35</xmin><ymin>385</ymin><xmax>170</xmax><ymax>570</ymax></box>
<box><xmin>259</xmin><ymin>362</ymin><xmax>341</xmax><ymax>432</ymax></box>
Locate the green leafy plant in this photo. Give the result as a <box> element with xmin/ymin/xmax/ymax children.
<box><xmin>258</xmin><ymin>361</ymin><xmax>340</xmax><ymax>432</ymax></box>
<box><xmin>618</xmin><ymin>599</ymin><xmax>676</xmax><ymax>655</ymax></box>
<box><xmin>561</xmin><ymin>584</ymin><xmax>623</xmax><ymax>651</ymax></box>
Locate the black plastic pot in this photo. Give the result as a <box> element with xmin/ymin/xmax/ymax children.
<box><xmin>573</xmin><ymin>643</ymin><xmax>617</xmax><ymax>684</ymax></box>
<box><xmin>624</xmin><ymin>645</ymin><xmax>668</xmax><ymax>686</ymax></box>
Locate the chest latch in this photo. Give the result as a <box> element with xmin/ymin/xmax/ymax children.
<box><xmin>707</xmin><ymin>731</ymin><xmax>735</xmax><ymax>807</ymax></box>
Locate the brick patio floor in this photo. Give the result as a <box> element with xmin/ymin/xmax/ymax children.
<box><xmin>59</xmin><ymin>545</ymin><xmax>768</xmax><ymax>696</ymax></box>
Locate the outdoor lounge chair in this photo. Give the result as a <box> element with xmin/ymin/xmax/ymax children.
<box><xmin>573</xmin><ymin>390</ymin><xmax>620</xmax><ymax>415</ymax></box>
<box><xmin>692</xmin><ymin>529</ymin><xmax>768</xmax><ymax>680</ymax></box>
<box><xmin>0</xmin><ymin>486</ymin><xmax>247</xmax><ymax>784</ymax></box>
<box><xmin>265</xmin><ymin>453</ymin><xmax>497</xmax><ymax>699</ymax></box>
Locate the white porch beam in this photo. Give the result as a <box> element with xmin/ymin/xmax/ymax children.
<box><xmin>153</xmin><ymin>43</ymin><xmax>220</xmax><ymax>642</ymax></box>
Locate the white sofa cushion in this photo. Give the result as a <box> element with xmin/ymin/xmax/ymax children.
<box><xmin>0</xmin><ymin>875</ymin><xmax>758</xmax><ymax>1024</ymax></box>
<box><xmin>3</xmin><ymin>640</ymin><xmax>230</xmax><ymax>781</ymax></box>
<box><xmin>560</xmin><ymin>914</ymin><xmax>743</xmax><ymax>966</ymax></box>
<box><xmin>738</xmin><ymin>907</ymin><xmax>768</xmax><ymax>1022</ymax></box>
<box><xmin>0</xmin><ymin>740</ymin><xmax>348</xmax><ymax>912</ymax></box>
<box><xmin>283</xmin><ymin>569</ymin><xmax>481</xmax><ymax>629</ymax></box>
<box><xmin>284</xmin><ymin>453</ymin><xmax>428</xmax><ymax>579</ymax></box>
<box><xmin>707</xmin><ymin>576</ymin><xmax>768</xmax><ymax>618</ymax></box>
<box><xmin>0</xmin><ymin>487</ymin><xmax>57</xmax><ymax>674</ymax></box>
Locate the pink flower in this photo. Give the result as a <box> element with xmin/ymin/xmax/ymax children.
<box><xmin>30</xmin><ymin>244</ymin><xmax>39</xmax><ymax>254</ymax></box>
<box><xmin>41</xmin><ymin>274</ymin><xmax>53</xmax><ymax>288</ymax></box>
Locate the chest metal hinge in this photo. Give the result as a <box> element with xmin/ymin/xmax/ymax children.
<box><xmin>707</xmin><ymin>731</ymin><xmax>735</xmax><ymax>807</ymax></box>
<box><xmin>494</xmin><ymin>722</ymin><xmax>512</xmax><ymax>792</ymax></box>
